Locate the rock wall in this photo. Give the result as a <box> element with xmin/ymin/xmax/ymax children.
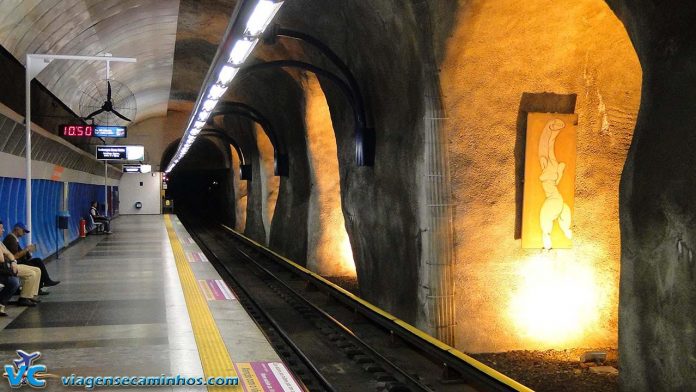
<box><xmin>603</xmin><ymin>0</ymin><xmax>696</xmax><ymax>390</ymax></box>
<box><xmin>275</xmin><ymin>0</ymin><xmax>431</xmax><ymax>322</ymax></box>
<box><xmin>303</xmin><ymin>74</ymin><xmax>356</xmax><ymax>277</ymax></box>
<box><xmin>255</xmin><ymin>124</ymin><xmax>279</xmax><ymax>245</ymax></box>
<box><xmin>230</xmin><ymin>145</ymin><xmax>247</xmax><ymax>232</ymax></box>
<box><xmin>438</xmin><ymin>0</ymin><xmax>641</xmax><ymax>352</ymax></box>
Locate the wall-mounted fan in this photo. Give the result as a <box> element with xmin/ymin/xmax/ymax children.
<box><xmin>79</xmin><ymin>79</ymin><xmax>136</xmax><ymax>126</ymax></box>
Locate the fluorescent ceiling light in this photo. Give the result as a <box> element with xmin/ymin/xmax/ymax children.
<box><xmin>218</xmin><ymin>65</ymin><xmax>239</xmax><ymax>84</ymax></box>
<box><xmin>194</xmin><ymin>121</ymin><xmax>206</xmax><ymax>129</ymax></box>
<box><xmin>229</xmin><ymin>38</ymin><xmax>258</xmax><ymax>65</ymax></box>
<box><xmin>208</xmin><ymin>84</ymin><xmax>228</xmax><ymax>99</ymax></box>
<box><xmin>203</xmin><ymin>98</ymin><xmax>219</xmax><ymax>111</ymax></box>
<box><xmin>190</xmin><ymin>128</ymin><xmax>201</xmax><ymax>136</ymax></box>
<box><xmin>245</xmin><ymin>0</ymin><xmax>284</xmax><ymax>37</ymax></box>
<box><xmin>198</xmin><ymin>111</ymin><xmax>211</xmax><ymax>122</ymax></box>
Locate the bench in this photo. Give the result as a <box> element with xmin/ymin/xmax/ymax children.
<box><xmin>87</xmin><ymin>214</ymin><xmax>105</xmax><ymax>235</ymax></box>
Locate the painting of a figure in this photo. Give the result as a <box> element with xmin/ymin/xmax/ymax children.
<box><xmin>522</xmin><ymin>112</ymin><xmax>577</xmax><ymax>249</ymax></box>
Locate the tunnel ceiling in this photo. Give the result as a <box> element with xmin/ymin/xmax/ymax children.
<box><xmin>0</xmin><ymin>0</ymin><xmax>180</xmax><ymax>123</ymax></box>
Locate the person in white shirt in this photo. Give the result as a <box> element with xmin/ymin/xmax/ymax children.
<box><xmin>90</xmin><ymin>201</ymin><xmax>112</xmax><ymax>233</ymax></box>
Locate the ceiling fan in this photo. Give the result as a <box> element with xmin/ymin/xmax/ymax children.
<box><xmin>84</xmin><ymin>80</ymin><xmax>130</xmax><ymax>122</ymax></box>
<box><xmin>79</xmin><ymin>57</ymin><xmax>137</xmax><ymax>126</ymax></box>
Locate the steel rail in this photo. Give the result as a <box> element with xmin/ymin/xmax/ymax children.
<box><xmin>219</xmin><ymin>224</ymin><xmax>534</xmax><ymax>392</ymax></box>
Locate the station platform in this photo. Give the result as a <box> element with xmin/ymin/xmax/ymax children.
<box><xmin>0</xmin><ymin>215</ymin><xmax>303</xmax><ymax>391</ymax></box>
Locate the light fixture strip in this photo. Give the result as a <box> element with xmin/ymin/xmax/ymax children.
<box><xmin>166</xmin><ymin>0</ymin><xmax>285</xmax><ymax>174</ymax></box>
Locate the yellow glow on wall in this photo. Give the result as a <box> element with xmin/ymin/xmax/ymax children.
<box><xmin>304</xmin><ymin>73</ymin><xmax>357</xmax><ymax>277</ymax></box>
<box><xmin>509</xmin><ymin>253</ymin><xmax>608</xmax><ymax>346</ymax></box>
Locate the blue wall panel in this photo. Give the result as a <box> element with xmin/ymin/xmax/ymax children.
<box><xmin>0</xmin><ymin>177</ymin><xmax>63</xmax><ymax>259</ymax></box>
<box><xmin>67</xmin><ymin>182</ymin><xmax>102</xmax><ymax>242</ymax></box>
<box><xmin>0</xmin><ymin>178</ymin><xmax>113</xmax><ymax>256</ymax></box>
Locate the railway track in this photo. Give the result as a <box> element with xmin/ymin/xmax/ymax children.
<box><xmin>180</xmin><ymin>215</ymin><xmax>532</xmax><ymax>392</ymax></box>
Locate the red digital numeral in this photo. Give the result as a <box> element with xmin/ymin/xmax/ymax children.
<box><xmin>63</xmin><ymin>125</ymin><xmax>93</xmax><ymax>137</ymax></box>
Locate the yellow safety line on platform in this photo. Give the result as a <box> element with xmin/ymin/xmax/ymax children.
<box><xmin>164</xmin><ymin>215</ymin><xmax>239</xmax><ymax>390</ymax></box>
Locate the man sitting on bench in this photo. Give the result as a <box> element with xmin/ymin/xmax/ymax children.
<box><xmin>90</xmin><ymin>201</ymin><xmax>112</xmax><ymax>234</ymax></box>
<box><xmin>0</xmin><ymin>220</ymin><xmax>41</xmax><ymax>307</ymax></box>
<box><xmin>4</xmin><ymin>222</ymin><xmax>60</xmax><ymax>294</ymax></box>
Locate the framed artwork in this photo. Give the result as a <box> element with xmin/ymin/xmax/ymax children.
<box><xmin>522</xmin><ymin>112</ymin><xmax>578</xmax><ymax>249</ymax></box>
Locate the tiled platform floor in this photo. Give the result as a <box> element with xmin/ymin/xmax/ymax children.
<box><xmin>0</xmin><ymin>215</ymin><xmax>283</xmax><ymax>391</ymax></box>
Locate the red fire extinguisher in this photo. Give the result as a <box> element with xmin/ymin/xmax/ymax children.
<box><xmin>79</xmin><ymin>218</ymin><xmax>87</xmax><ymax>238</ymax></box>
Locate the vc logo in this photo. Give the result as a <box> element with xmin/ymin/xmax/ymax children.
<box><xmin>3</xmin><ymin>350</ymin><xmax>47</xmax><ymax>388</ymax></box>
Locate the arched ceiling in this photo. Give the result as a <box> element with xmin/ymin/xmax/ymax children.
<box><xmin>0</xmin><ymin>0</ymin><xmax>179</xmax><ymax>123</ymax></box>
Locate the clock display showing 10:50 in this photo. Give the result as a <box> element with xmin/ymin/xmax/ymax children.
<box><xmin>61</xmin><ymin>125</ymin><xmax>93</xmax><ymax>137</ymax></box>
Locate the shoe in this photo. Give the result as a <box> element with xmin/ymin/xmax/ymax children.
<box><xmin>44</xmin><ymin>280</ymin><xmax>60</xmax><ymax>287</ymax></box>
<box><xmin>0</xmin><ymin>312</ymin><xmax>7</xmax><ymax>317</ymax></box>
<box><xmin>17</xmin><ymin>298</ymin><xmax>36</xmax><ymax>307</ymax></box>
<box><xmin>30</xmin><ymin>298</ymin><xmax>41</xmax><ymax>303</ymax></box>
<box><xmin>105</xmin><ymin>231</ymin><xmax>113</xmax><ymax>234</ymax></box>
<box><xmin>38</xmin><ymin>289</ymin><xmax>50</xmax><ymax>296</ymax></box>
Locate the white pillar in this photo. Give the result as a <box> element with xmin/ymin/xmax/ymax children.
<box><xmin>104</xmin><ymin>162</ymin><xmax>109</xmax><ymax>216</ymax></box>
<box><xmin>25</xmin><ymin>56</ymin><xmax>32</xmax><ymax>245</ymax></box>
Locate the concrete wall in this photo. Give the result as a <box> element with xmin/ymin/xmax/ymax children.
<box><xmin>438</xmin><ymin>0</ymin><xmax>641</xmax><ymax>352</ymax></box>
<box><xmin>127</xmin><ymin>110</ymin><xmax>191</xmax><ymax>171</ymax></box>
<box><xmin>119</xmin><ymin>172</ymin><xmax>162</xmax><ymax>215</ymax></box>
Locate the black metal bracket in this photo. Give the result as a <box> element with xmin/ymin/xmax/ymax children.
<box><xmin>200</xmin><ymin>128</ymin><xmax>252</xmax><ymax>181</ymax></box>
<box><xmin>239</xmin><ymin>58</ymin><xmax>375</xmax><ymax>167</ymax></box>
<box><xmin>208</xmin><ymin>102</ymin><xmax>288</xmax><ymax>177</ymax></box>
<box><xmin>263</xmin><ymin>26</ymin><xmax>375</xmax><ymax>166</ymax></box>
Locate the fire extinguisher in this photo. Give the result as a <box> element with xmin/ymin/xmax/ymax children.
<box><xmin>79</xmin><ymin>218</ymin><xmax>87</xmax><ymax>238</ymax></box>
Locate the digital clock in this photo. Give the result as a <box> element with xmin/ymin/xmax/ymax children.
<box><xmin>59</xmin><ymin>125</ymin><xmax>127</xmax><ymax>138</ymax></box>
<box><xmin>60</xmin><ymin>124</ymin><xmax>94</xmax><ymax>137</ymax></box>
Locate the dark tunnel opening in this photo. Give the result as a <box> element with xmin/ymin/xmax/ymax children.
<box><xmin>164</xmin><ymin>136</ymin><xmax>235</xmax><ymax>228</ymax></box>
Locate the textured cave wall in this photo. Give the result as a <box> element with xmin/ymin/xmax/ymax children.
<box><xmin>169</xmin><ymin>0</ymin><xmax>238</xmax><ymax>103</ymax></box>
<box><xmin>602</xmin><ymin>0</ymin><xmax>696</xmax><ymax>390</ymax></box>
<box><xmin>303</xmin><ymin>74</ymin><xmax>356</xmax><ymax>277</ymax></box>
<box><xmin>229</xmin><ymin>68</ymin><xmax>311</xmax><ymax>263</ymax></box>
<box><xmin>222</xmin><ymin>116</ymin><xmax>255</xmax><ymax>236</ymax></box>
<box><xmin>255</xmin><ymin>124</ymin><xmax>279</xmax><ymax>245</ymax></box>
<box><xmin>438</xmin><ymin>0</ymin><xmax>641</xmax><ymax>352</ymax></box>
<box><xmin>220</xmin><ymin>116</ymin><xmax>266</xmax><ymax>244</ymax></box>
<box><xmin>230</xmin><ymin>145</ymin><xmax>247</xmax><ymax>232</ymax></box>
<box><xmin>275</xmin><ymin>0</ymin><xmax>430</xmax><ymax>322</ymax></box>
<box><xmin>243</xmin><ymin>140</ymin><xmax>267</xmax><ymax>243</ymax></box>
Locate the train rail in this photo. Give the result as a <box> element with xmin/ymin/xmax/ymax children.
<box><xmin>180</xmin><ymin>215</ymin><xmax>533</xmax><ymax>392</ymax></box>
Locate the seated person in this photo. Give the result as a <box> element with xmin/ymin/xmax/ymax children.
<box><xmin>90</xmin><ymin>201</ymin><xmax>112</xmax><ymax>233</ymax></box>
<box><xmin>0</xmin><ymin>259</ymin><xmax>20</xmax><ymax>316</ymax></box>
<box><xmin>3</xmin><ymin>222</ymin><xmax>59</xmax><ymax>293</ymax></box>
<box><xmin>0</xmin><ymin>220</ymin><xmax>41</xmax><ymax>307</ymax></box>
